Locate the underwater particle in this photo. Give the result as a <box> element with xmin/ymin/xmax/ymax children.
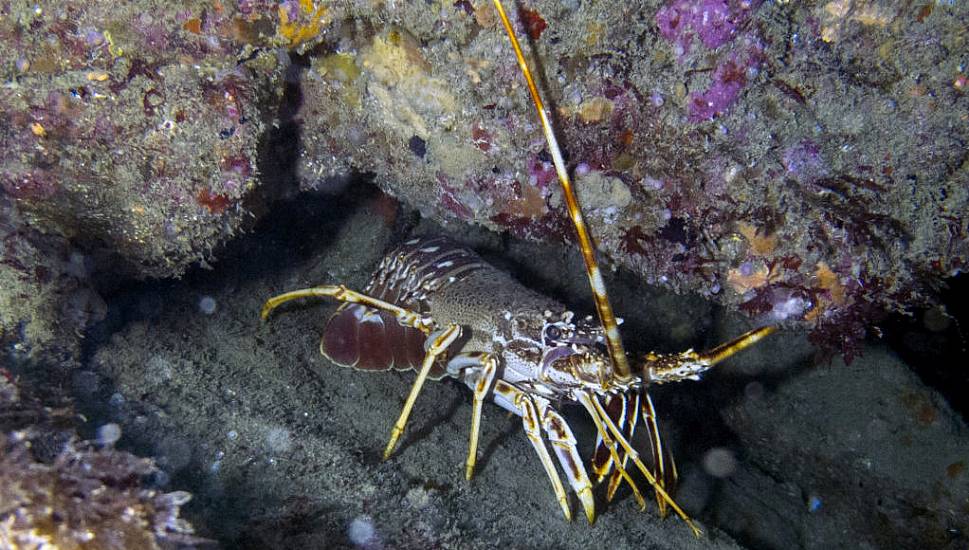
<box><xmin>702</xmin><ymin>447</ymin><xmax>738</xmax><ymax>478</ymax></box>
<box><xmin>348</xmin><ymin>516</ymin><xmax>376</xmax><ymax>546</ymax></box>
<box><xmin>97</xmin><ymin>423</ymin><xmax>122</xmax><ymax>446</ymax></box>
<box><xmin>807</xmin><ymin>494</ymin><xmax>823</xmax><ymax>513</ymax></box>
<box><xmin>199</xmin><ymin>295</ymin><xmax>217</xmax><ymax>315</ymax></box>
<box><xmin>108</xmin><ymin>392</ymin><xmax>125</xmax><ymax>408</ymax></box>
<box><xmin>770</xmin><ymin>292</ymin><xmax>810</xmax><ymax>322</ymax></box>
<box><xmin>265</xmin><ymin>426</ymin><xmax>292</xmax><ymax>453</ymax></box>
<box><xmin>408</xmin><ymin>135</ymin><xmax>427</xmax><ymax>158</ymax></box>
<box><xmin>227</xmin><ymin>430</ymin><xmax>239</xmax><ymax>441</ymax></box>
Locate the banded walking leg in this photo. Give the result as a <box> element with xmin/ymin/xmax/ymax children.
<box><xmin>582</xmin><ymin>392</ymin><xmax>702</xmax><ymax>537</ymax></box>
<box><xmin>519</xmin><ymin>390</ymin><xmax>573</xmax><ymax>521</ymax></box>
<box><xmin>605</xmin><ymin>393</ymin><xmax>642</xmax><ymax>503</ymax></box>
<box><xmin>446</xmin><ymin>352</ymin><xmax>500</xmax><ymax>480</ymax></box>
<box><xmin>383</xmin><ymin>324</ymin><xmax>462</xmax><ymax>459</ymax></box>
<box><xmin>576</xmin><ymin>394</ymin><xmax>648</xmax><ymax>513</ymax></box>
<box><xmin>538</xmin><ymin>401</ymin><xmax>597</xmax><ymax>524</ymax></box>
<box><xmin>640</xmin><ymin>392</ymin><xmax>677</xmax><ymax>517</ymax></box>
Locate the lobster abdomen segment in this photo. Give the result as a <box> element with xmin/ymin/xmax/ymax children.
<box><xmin>320</xmin><ymin>236</ymin><xmax>490</xmax><ymax>379</ymax></box>
<box><xmin>321</xmin><ymin>304</ymin><xmax>444</xmax><ymax>378</ymax></box>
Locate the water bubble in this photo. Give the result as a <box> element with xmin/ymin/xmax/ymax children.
<box><xmin>807</xmin><ymin>494</ymin><xmax>822</xmax><ymax>513</ymax></box>
<box><xmin>108</xmin><ymin>392</ymin><xmax>126</xmax><ymax>408</ymax></box>
<box><xmin>702</xmin><ymin>447</ymin><xmax>737</xmax><ymax>478</ymax></box>
<box><xmin>227</xmin><ymin>430</ymin><xmax>239</xmax><ymax>441</ymax></box>
<box><xmin>265</xmin><ymin>426</ymin><xmax>292</xmax><ymax>454</ymax></box>
<box><xmin>348</xmin><ymin>516</ymin><xmax>376</xmax><ymax>547</ymax></box>
<box><xmin>97</xmin><ymin>423</ymin><xmax>122</xmax><ymax>446</ymax></box>
<box><xmin>199</xmin><ymin>296</ymin><xmax>217</xmax><ymax>315</ymax></box>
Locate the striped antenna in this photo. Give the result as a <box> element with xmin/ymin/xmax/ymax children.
<box><xmin>491</xmin><ymin>0</ymin><xmax>632</xmax><ymax>381</ymax></box>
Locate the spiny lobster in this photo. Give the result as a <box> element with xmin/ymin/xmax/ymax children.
<box><xmin>261</xmin><ymin>0</ymin><xmax>775</xmax><ymax>537</ymax></box>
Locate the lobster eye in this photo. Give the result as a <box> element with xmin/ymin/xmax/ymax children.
<box><xmin>546</xmin><ymin>326</ymin><xmax>561</xmax><ymax>340</ymax></box>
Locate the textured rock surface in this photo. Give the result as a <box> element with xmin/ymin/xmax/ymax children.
<box><xmin>290</xmin><ymin>0</ymin><xmax>968</xmax><ymax>358</ymax></box>
<box><xmin>2</xmin><ymin>1</ymin><xmax>966</xmax><ymax>362</ymax></box>
<box><xmin>0</xmin><ymin>363</ymin><xmax>207</xmax><ymax>549</ymax></box>
<box><xmin>0</xmin><ymin>0</ymin><xmax>280</xmax><ymax>278</ymax></box>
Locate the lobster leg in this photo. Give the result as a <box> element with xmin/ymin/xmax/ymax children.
<box><xmin>538</xmin><ymin>401</ymin><xmax>597</xmax><ymax>525</ymax></box>
<box><xmin>583</xmin><ymin>392</ymin><xmax>703</xmax><ymax>538</ymax></box>
<box><xmin>576</xmin><ymin>394</ymin><xmax>648</xmax><ymax>512</ymax></box>
<box><xmin>640</xmin><ymin>392</ymin><xmax>677</xmax><ymax>517</ymax></box>
<box><xmin>383</xmin><ymin>324</ymin><xmax>462</xmax><ymax>460</ymax></box>
<box><xmin>605</xmin><ymin>393</ymin><xmax>642</xmax><ymax>503</ymax></box>
<box><xmin>445</xmin><ymin>352</ymin><xmax>500</xmax><ymax>480</ymax></box>
<box><xmin>515</xmin><ymin>388</ymin><xmax>573</xmax><ymax>522</ymax></box>
<box><xmin>591</xmin><ymin>393</ymin><xmax>625</xmax><ymax>482</ymax></box>
<box><xmin>261</xmin><ymin>284</ymin><xmax>434</xmax><ymax>334</ymax></box>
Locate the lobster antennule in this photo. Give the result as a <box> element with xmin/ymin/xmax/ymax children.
<box><xmin>491</xmin><ymin>0</ymin><xmax>631</xmax><ymax>382</ymax></box>
<box><xmin>644</xmin><ymin>326</ymin><xmax>777</xmax><ymax>384</ymax></box>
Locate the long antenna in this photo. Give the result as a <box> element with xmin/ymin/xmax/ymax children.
<box><xmin>491</xmin><ymin>0</ymin><xmax>632</xmax><ymax>381</ymax></box>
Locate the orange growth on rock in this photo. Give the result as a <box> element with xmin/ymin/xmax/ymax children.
<box><xmin>278</xmin><ymin>0</ymin><xmax>330</xmax><ymax>48</ymax></box>
<box><xmin>197</xmin><ymin>189</ymin><xmax>231</xmax><ymax>214</ymax></box>
<box><xmin>518</xmin><ymin>7</ymin><xmax>547</xmax><ymax>40</ymax></box>
<box><xmin>183</xmin><ymin>18</ymin><xmax>202</xmax><ymax>34</ymax></box>
<box><xmin>814</xmin><ymin>262</ymin><xmax>846</xmax><ymax>305</ymax></box>
<box><xmin>726</xmin><ymin>262</ymin><xmax>777</xmax><ymax>294</ymax></box>
<box><xmin>737</xmin><ymin>221</ymin><xmax>778</xmax><ymax>256</ymax></box>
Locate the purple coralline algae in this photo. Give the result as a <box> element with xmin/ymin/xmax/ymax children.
<box><xmin>688</xmin><ymin>56</ymin><xmax>748</xmax><ymax>121</ymax></box>
<box><xmin>656</xmin><ymin>0</ymin><xmax>761</xmax><ymax>54</ymax></box>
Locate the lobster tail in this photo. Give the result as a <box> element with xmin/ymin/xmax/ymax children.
<box><xmin>321</xmin><ymin>304</ymin><xmax>443</xmax><ymax>378</ymax></box>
